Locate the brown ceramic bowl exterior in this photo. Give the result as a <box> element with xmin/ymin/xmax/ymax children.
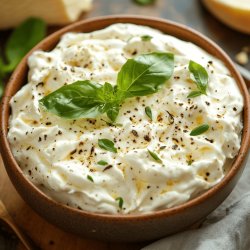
<box><xmin>0</xmin><ymin>16</ymin><xmax>250</xmax><ymax>242</ymax></box>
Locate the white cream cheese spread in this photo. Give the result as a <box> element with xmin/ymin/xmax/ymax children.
<box><xmin>8</xmin><ymin>24</ymin><xmax>243</xmax><ymax>214</ymax></box>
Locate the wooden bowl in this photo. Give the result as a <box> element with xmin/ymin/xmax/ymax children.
<box><xmin>0</xmin><ymin>15</ymin><xmax>249</xmax><ymax>242</ymax></box>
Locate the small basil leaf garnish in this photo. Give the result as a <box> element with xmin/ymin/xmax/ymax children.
<box><xmin>87</xmin><ymin>175</ymin><xmax>94</xmax><ymax>182</ymax></box>
<box><xmin>190</xmin><ymin>124</ymin><xmax>209</xmax><ymax>136</ymax></box>
<box><xmin>102</xmin><ymin>119</ymin><xmax>123</xmax><ymax>127</ymax></box>
<box><xmin>117</xmin><ymin>52</ymin><xmax>174</xmax><ymax>97</ymax></box>
<box><xmin>98</xmin><ymin>138</ymin><xmax>117</xmax><ymax>153</ymax></box>
<box><xmin>188</xmin><ymin>60</ymin><xmax>208</xmax><ymax>98</ymax></box>
<box><xmin>189</xmin><ymin>60</ymin><xmax>208</xmax><ymax>92</ymax></box>
<box><xmin>145</xmin><ymin>106</ymin><xmax>153</xmax><ymax>120</ymax></box>
<box><xmin>141</xmin><ymin>35</ymin><xmax>153</xmax><ymax>41</ymax></box>
<box><xmin>97</xmin><ymin>160</ymin><xmax>108</xmax><ymax>166</ymax></box>
<box><xmin>187</xmin><ymin>90</ymin><xmax>202</xmax><ymax>98</ymax></box>
<box><xmin>106</xmin><ymin>104</ymin><xmax>120</xmax><ymax>122</ymax></box>
<box><xmin>115</xmin><ymin>197</ymin><xmax>124</xmax><ymax>209</ymax></box>
<box><xmin>148</xmin><ymin>149</ymin><xmax>162</xmax><ymax>163</ymax></box>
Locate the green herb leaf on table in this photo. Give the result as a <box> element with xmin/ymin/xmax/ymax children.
<box><xmin>148</xmin><ymin>149</ymin><xmax>162</xmax><ymax>163</ymax></box>
<box><xmin>87</xmin><ymin>175</ymin><xmax>94</xmax><ymax>182</ymax></box>
<box><xmin>145</xmin><ymin>106</ymin><xmax>153</xmax><ymax>120</ymax></box>
<box><xmin>5</xmin><ymin>17</ymin><xmax>46</xmax><ymax>72</ymax></box>
<box><xmin>97</xmin><ymin>160</ymin><xmax>108</xmax><ymax>166</ymax></box>
<box><xmin>187</xmin><ymin>60</ymin><xmax>208</xmax><ymax>98</ymax></box>
<box><xmin>98</xmin><ymin>139</ymin><xmax>117</xmax><ymax>153</ymax></box>
<box><xmin>190</xmin><ymin>124</ymin><xmax>209</xmax><ymax>136</ymax></box>
<box><xmin>0</xmin><ymin>17</ymin><xmax>46</xmax><ymax>98</ymax></box>
<box><xmin>141</xmin><ymin>35</ymin><xmax>153</xmax><ymax>41</ymax></box>
<box><xmin>115</xmin><ymin>197</ymin><xmax>124</xmax><ymax>209</ymax></box>
<box><xmin>40</xmin><ymin>52</ymin><xmax>174</xmax><ymax>122</ymax></box>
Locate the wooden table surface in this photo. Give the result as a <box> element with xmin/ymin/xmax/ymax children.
<box><xmin>0</xmin><ymin>0</ymin><xmax>249</xmax><ymax>249</ymax></box>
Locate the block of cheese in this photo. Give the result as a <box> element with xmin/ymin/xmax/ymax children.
<box><xmin>203</xmin><ymin>0</ymin><xmax>250</xmax><ymax>34</ymax></box>
<box><xmin>0</xmin><ymin>0</ymin><xmax>92</xmax><ymax>29</ymax></box>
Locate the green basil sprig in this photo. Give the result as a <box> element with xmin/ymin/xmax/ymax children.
<box><xmin>190</xmin><ymin>124</ymin><xmax>209</xmax><ymax>136</ymax></box>
<box><xmin>187</xmin><ymin>61</ymin><xmax>208</xmax><ymax>98</ymax></box>
<box><xmin>40</xmin><ymin>52</ymin><xmax>174</xmax><ymax>122</ymax></box>
<box><xmin>0</xmin><ymin>18</ymin><xmax>46</xmax><ymax>97</ymax></box>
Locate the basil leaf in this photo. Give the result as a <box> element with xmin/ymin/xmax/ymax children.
<box><xmin>145</xmin><ymin>106</ymin><xmax>153</xmax><ymax>120</ymax></box>
<box><xmin>117</xmin><ymin>52</ymin><xmax>174</xmax><ymax>97</ymax></box>
<box><xmin>106</xmin><ymin>104</ymin><xmax>120</xmax><ymax>122</ymax></box>
<box><xmin>190</xmin><ymin>124</ymin><xmax>209</xmax><ymax>136</ymax></box>
<box><xmin>97</xmin><ymin>160</ymin><xmax>108</xmax><ymax>166</ymax></box>
<box><xmin>188</xmin><ymin>60</ymin><xmax>208</xmax><ymax>94</ymax></box>
<box><xmin>134</xmin><ymin>0</ymin><xmax>155</xmax><ymax>5</ymax></box>
<box><xmin>87</xmin><ymin>175</ymin><xmax>94</xmax><ymax>182</ymax></box>
<box><xmin>141</xmin><ymin>35</ymin><xmax>152</xmax><ymax>41</ymax></box>
<box><xmin>5</xmin><ymin>18</ymin><xmax>46</xmax><ymax>71</ymax></box>
<box><xmin>148</xmin><ymin>149</ymin><xmax>162</xmax><ymax>163</ymax></box>
<box><xmin>40</xmin><ymin>80</ymin><xmax>105</xmax><ymax>119</ymax></box>
<box><xmin>97</xmin><ymin>82</ymin><xmax>120</xmax><ymax>121</ymax></box>
<box><xmin>98</xmin><ymin>139</ymin><xmax>117</xmax><ymax>153</ymax></box>
<box><xmin>187</xmin><ymin>90</ymin><xmax>202</xmax><ymax>98</ymax></box>
<box><xmin>97</xmin><ymin>82</ymin><xmax>116</xmax><ymax>103</ymax></box>
<box><xmin>115</xmin><ymin>197</ymin><xmax>124</xmax><ymax>209</ymax></box>
<box><xmin>102</xmin><ymin>119</ymin><xmax>123</xmax><ymax>127</ymax></box>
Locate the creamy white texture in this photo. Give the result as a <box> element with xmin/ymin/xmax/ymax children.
<box><xmin>8</xmin><ymin>24</ymin><xmax>243</xmax><ymax>214</ymax></box>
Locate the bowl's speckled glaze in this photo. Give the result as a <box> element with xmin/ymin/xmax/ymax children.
<box><xmin>0</xmin><ymin>16</ymin><xmax>249</xmax><ymax>242</ymax></box>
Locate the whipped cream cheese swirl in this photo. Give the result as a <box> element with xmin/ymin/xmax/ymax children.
<box><xmin>8</xmin><ymin>24</ymin><xmax>243</xmax><ymax>214</ymax></box>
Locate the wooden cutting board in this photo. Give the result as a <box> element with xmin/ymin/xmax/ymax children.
<box><xmin>0</xmin><ymin>156</ymin><xmax>147</xmax><ymax>250</ymax></box>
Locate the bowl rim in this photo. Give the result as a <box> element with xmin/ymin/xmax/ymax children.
<box><xmin>1</xmin><ymin>15</ymin><xmax>249</xmax><ymax>221</ymax></box>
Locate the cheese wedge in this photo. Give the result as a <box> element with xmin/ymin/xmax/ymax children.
<box><xmin>0</xmin><ymin>0</ymin><xmax>92</xmax><ymax>29</ymax></box>
<box><xmin>203</xmin><ymin>0</ymin><xmax>250</xmax><ymax>34</ymax></box>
